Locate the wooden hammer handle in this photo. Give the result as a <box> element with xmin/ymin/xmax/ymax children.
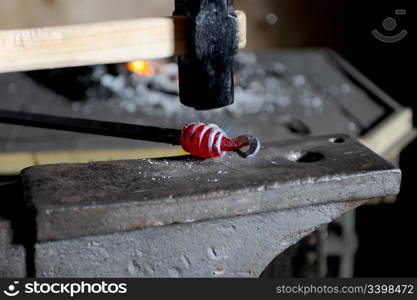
<box><xmin>0</xmin><ymin>11</ymin><xmax>246</xmax><ymax>73</ymax></box>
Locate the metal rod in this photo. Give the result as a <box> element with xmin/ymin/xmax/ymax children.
<box><xmin>0</xmin><ymin>109</ymin><xmax>181</xmax><ymax>145</ymax></box>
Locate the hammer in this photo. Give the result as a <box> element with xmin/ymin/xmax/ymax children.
<box><xmin>0</xmin><ymin>0</ymin><xmax>246</xmax><ymax>110</ymax></box>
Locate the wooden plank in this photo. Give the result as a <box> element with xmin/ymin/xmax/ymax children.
<box><xmin>0</xmin><ymin>11</ymin><xmax>246</xmax><ymax>73</ymax></box>
<box><xmin>0</xmin><ymin>147</ymin><xmax>185</xmax><ymax>175</ymax></box>
<box><xmin>360</xmin><ymin>108</ymin><xmax>415</xmax><ymax>157</ymax></box>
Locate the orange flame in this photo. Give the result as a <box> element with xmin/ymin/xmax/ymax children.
<box><xmin>126</xmin><ymin>60</ymin><xmax>155</xmax><ymax>77</ymax></box>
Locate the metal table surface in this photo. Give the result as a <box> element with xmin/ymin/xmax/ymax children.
<box><xmin>0</xmin><ymin>49</ymin><xmax>399</xmax><ymax>154</ymax></box>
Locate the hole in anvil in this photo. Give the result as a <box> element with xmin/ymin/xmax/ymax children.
<box><xmin>288</xmin><ymin>151</ymin><xmax>324</xmax><ymax>163</ymax></box>
<box><xmin>284</xmin><ymin>118</ymin><xmax>311</xmax><ymax>136</ymax></box>
<box><xmin>328</xmin><ymin>137</ymin><xmax>345</xmax><ymax>144</ymax></box>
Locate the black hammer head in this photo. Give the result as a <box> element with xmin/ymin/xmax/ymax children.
<box><xmin>174</xmin><ymin>0</ymin><xmax>239</xmax><ymax>110</ymax></box>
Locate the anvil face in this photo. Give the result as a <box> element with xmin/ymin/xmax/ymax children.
<box><xmin>21</xmin><ymin>134</ymin><xmax>400</xmax><ymax>242</ymax></box>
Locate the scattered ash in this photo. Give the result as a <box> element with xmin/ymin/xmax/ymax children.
<box><xmin>73</xmin><ymin>52</ymin><xmax>349</xmax><ymax>120</ymax></box>
<box><xmin>29</xmin><ymin>51</ymin><xmax>362</xmax><ymax>137</ymax></box>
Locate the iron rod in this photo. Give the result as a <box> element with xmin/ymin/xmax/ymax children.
<box><xmin>0</xmin><ymin>109</ymin><xmax>181</xmax><ymax>145</ymax></box>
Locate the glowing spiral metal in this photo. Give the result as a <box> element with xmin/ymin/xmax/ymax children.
<box><xmin>180</xmin><ymin>123</ymin><xmax>261</xmax><ymax>159</ymax></box>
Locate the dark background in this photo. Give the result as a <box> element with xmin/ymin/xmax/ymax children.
<box><xmin>341</xmin><ymin>2</ymin><xmax>415</xmax><ymax>277</ymax></box>
<box><xmin>304</xmin><ymin>1</ymin><xmax>415</xmax><ymax>277</ymax></box>
<box><xmin>241</xmin><ymin>0</ymin><xmax>415</xmax><ymax>276</ymax></box>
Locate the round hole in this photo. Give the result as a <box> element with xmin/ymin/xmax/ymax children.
<box><xmin>287</xmin><ymin>151</ymin><xmax>324</xmax><ymax>163</ymax></box>
<box><xmin>328</xmin><ymin>137</ymin><xmax>345</xmax><ymax>144</ymax></box>
<box><xmin>284</xmin><ymin>119</ymin><xmax>311</xmax><ymax>136</ymax></box>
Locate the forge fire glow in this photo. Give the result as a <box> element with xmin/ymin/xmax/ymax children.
<box><xmin>180</xmin><ymin>123</ymin><xmax>261</xmax><ymax>159</ymax></box>
<box><xmin>126</xmin><ymin>60</ymin><xmax>155</xmax><ymax>77</ymax></box>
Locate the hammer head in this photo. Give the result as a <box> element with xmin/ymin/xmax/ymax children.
<box><xmin>175</xmin><ymin>0</ymin><xmax>239</xmax><ymax>110</ymax></box>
